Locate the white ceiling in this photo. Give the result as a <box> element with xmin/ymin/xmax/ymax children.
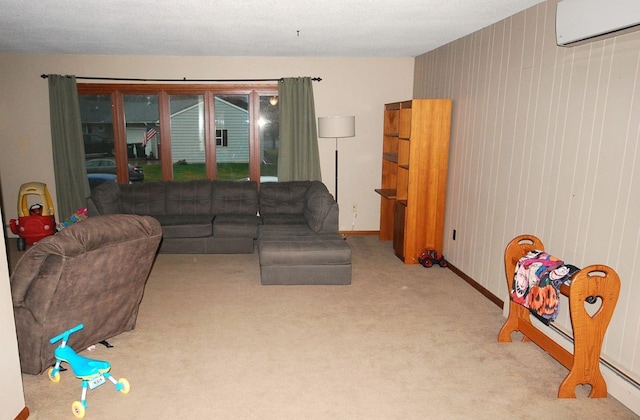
<box><xmin>0</xmin><ymin>0</ymin><xmax>545</xmax><ymax>57</ymax></box>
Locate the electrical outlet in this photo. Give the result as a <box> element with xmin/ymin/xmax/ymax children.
<box><xmin>352</xmin><ymin>204</ymin><xmax>357</xmax><ymax>213</ymax></box>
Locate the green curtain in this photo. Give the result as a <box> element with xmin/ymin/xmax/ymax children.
<box><xmin>48</xmin><ymin>74</ymin><xmax>89</xmax><ymax>220</ymax></box>
<box><xmin>277</xmin><ymin>77</ymin><xmax>322</xmax><ymax>181</ymax></box>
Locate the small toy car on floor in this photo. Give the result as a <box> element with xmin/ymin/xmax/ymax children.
<box><xmin>418</xmin><ymin>249</ymin><xmax>448</xmax><ymax>268</ymax></box>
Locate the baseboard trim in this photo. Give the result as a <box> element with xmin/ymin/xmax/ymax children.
<box><xmin>340</xmin><ymin>230</ymin><xmax>379</xmax><ymax>236</ymax></box>
<box><xmin>447</xmin><ymin>262</ymin><xmax>504</xmax><ymax>309</ymax></box>
<box><xmin>14</xmin><ymin>406</ymin><xmax>29</xmax><ymax>420</ymax></box>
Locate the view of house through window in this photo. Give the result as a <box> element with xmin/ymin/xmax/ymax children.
<box><xmin>214</xmin><ymin>95</ymin><xmax>250</xmax><ymax>181</ymax></box>
<box><xmin>124</xmin><ymin>94</ymin><xmax>159</xmax><ymax>182</ymax></box>
<box><xmin>78</xmin><ymin>84</ymin><xmax>279</xmax><ymax>188</ymax></box>
<box><xmin>168</xmin><ymin>94</ymin><xmax>205</xmax><ymax>181</ymax></box>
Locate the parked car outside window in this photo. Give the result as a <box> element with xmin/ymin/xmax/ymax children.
<box><xmin>239</xmin><ymin>176</ymin><xmax>278</xmax><ymax>183</ymax></box>
<box><xmin>86</xmin><ymin>158</ymin><xmax>144</xmax><ymax>182</ymax></box>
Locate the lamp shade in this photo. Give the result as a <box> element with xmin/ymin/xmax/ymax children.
<box><xmin>318</xmin><ymin>116</ymin><xmax>355</xmax><ymax>138</ymax></box>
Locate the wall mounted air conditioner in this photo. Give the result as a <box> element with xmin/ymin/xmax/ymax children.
<box><xmin>556</xmin><ymin>0</ymin><xmax>640</xmax><ymax>46</ymax></box>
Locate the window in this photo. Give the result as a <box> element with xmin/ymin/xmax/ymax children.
<box><xmin>169</xmin><ymin>94</ymin><xmax>204</xmax><ymax>181</ymax></box>
<box><xmin>80</xmin><ymin>94</ymin><xmax>115</xmax><ymax>157</ymax></box>
<box><xmin>215</xmin><ymin>129</ymin><xmax>228</xmax><ymax>147</ymax></box>
<box><xmin>124</xmin><ymin>94</ymin><xmax>159</xmax><ymax>181</ymax></box>
<box><xmin>259</xmin><ymin>95</ymin><xmax>279</xmax><ymax>180</ymax></box>
<box><xmin>77</xmin><ymin>84</ymin><xmax>279</xmax><ymax>184</ymax></box>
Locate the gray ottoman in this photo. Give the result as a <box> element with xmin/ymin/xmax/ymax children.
<box><xmin>258</xmin><ymin>237</ymin><xmax>352</xmax><ymax>285</ymax></box>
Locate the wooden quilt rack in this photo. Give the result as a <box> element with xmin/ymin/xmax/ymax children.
<box><xmin>498</xmin><ymin>234</ymin><xmax>620</xmax><ymax>398</ymax></box>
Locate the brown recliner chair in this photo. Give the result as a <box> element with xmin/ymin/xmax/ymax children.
<box><xmin>10</xmin><ymin>214</ymin><xmax>162</xmax><ymax>374</ymax></box>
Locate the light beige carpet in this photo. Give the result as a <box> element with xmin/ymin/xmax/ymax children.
<box><xmin>15</xmin><ymin>236</ymin><xmax>638</xmax><ymax>419</ymax></box>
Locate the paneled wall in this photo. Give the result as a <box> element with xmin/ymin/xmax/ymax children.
<box><xmin>414</xmin><ymin>0</ymin><xmax>640</xmax><ymax>401</ymax></box>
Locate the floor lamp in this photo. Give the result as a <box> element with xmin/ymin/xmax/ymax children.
<box><xmin>317</xmin><ymin>116</ymin><xmax>355</xmax><ymax>203</ymax></box>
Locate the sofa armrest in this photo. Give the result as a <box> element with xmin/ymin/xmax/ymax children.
<box><xmin>86</xmin><ymin>196</ymin><xmax>101</xmax><ymax>216</ymax></box>
<box><xmin>304</xmin><ymin>181</ymin><xmax>339</xmax><ymax>233</ymax></box>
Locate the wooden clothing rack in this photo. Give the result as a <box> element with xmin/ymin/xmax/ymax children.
<box><xmin>498</xmin><ymin>234</ymin><xmax>621</xmax><ymax>398</ymax></box>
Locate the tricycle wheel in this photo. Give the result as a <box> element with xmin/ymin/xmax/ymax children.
<box><xmin>117</xmin><ymin>378</ymin><xmax>130</xmax><ymax>394</ymax></box>
<box><xmin>439</xmin><ymin>260</ymin><xmax>448</xmax><ymax>268</ymax></box>
<box><xmin>17</xmin><ymin>238</ymin><xmax>26</xmax><ymax>251</ymax></box>
<box><xmin>423</xmin><ymin>259</ymin><xmax>433</xmax><ymax>268</ymax></box>
<box><xmin>71</xmin><ymin>401</ymin><xmax>86</xmax><ymax>418</ymax></box>
<box><xmin>48</xmin><ymin>367</ymin><xmax>60</xmax><ymax>383</ymax></box>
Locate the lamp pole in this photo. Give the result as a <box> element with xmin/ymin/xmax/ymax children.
<box><xmin>335</xmin><ymin>138</ymin><xmax>339</xmax><ymax>203</ymax></box>
<box><xmin>317</xmin><ymin>116</ymin><xmax>355</xmax><ymax>204</ymax></box>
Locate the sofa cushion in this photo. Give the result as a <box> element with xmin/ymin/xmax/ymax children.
<box><xmin>89</xmin><ymin>181</ymin><xmax>123</xmax><ymax>215</ymax></box>
<box><xmin>213</xmin><ymin>214</ymin><xmax>260</xmax><ymax>238</ymax></box>
<box><xmin>259</xmin><ymin>181</ymin><xmax>311</xmax><ymax>215</ymax></box>
<box><xmin>212</xmin><ymin>180</ymin><xmax>259</xmax><ymax>215</ymax></box>
<box><xmin>153</xmin><ymin>214</ymin><xmax>213</xmax><ymax>239</ymax></box>
<box><xmin>304</xmin><ymin>181</ymin><xmax>338</xmax><ymax>233</ymax></box>
<box><xmin>258</xmin><ymin>238</ymin><xmax>351</xmax><ymax>266</ymax></box>
<box><xmin>258</xmin><ymin>224</ymin><xmax>318</xmax><ymax>239</ymax></box>
<box><xmin>261</xmin><ymin>214</ymin><xmax>307</xmax><ymax>225</ymax></box>
<box><xmin>120</xmin><ymin>182</ymin><xmax>167</xmax><ymax>215</ymax></box>
<box><xmin>165</xmin><ymin>180</ymin><xmax>214</xmax><ymax>215</ymax></box>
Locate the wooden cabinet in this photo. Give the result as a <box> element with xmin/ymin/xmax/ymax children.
<box><xmin>393</xmin><ymin>200</ymin><xmax>406</xmax><ymax>259</ymax></box>
<box><xmin>375</xmin><ymin>99</ymin><xmax>452</xmax><ymax>264</ymax></box>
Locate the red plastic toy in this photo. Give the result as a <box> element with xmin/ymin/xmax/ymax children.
<box><xmin>9</xmin><ymin>182</ymin><xmax>56</xmax><ymax>251</ymax></box>
<box><xmin>418</xmin><ymin>249</ymin><xmax>448</xmax><ymax>268</ymax></box>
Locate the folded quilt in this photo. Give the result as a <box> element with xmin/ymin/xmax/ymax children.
<box><xmin>510</xmin><ymin>250</ymin><xmax>579</xmax><ymax>325</ymax></box>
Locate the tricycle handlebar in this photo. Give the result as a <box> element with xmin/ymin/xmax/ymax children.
<box><xmin>49</xmin><ymin>324</ymin><xmax>84</xmax><ymax>344</ymax></box>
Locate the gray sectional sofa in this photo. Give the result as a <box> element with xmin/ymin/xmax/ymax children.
<box><xmin>87</xmin><ymin>179</ymin><xmax>259</xmax><ymax>254</ymax></box>
<box><xmin>258</xmin><ymin>181</ymin><xmax>351</xmax><ymax>285</ymax></box>
<box><xmin>87</xmin><ymin>179</ymin><xmax>351</xmax><ymax>285</ymax></box>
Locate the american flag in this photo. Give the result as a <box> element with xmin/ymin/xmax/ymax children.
<box><xmin>143</xmin><ymin>126</ymin><xmax>157</xmax><ymax>146</ymax></box>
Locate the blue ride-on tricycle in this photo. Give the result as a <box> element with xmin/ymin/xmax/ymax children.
<box><xmin>48</xmin><ymin>324</ymin><xmax>130</xmax><ymax>419</ymax></box>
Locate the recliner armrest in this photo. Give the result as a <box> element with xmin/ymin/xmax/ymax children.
<box><xmin>10</xmin><ymin>248</ymin><xmax>61</xmax><ymax>309</ymax></box>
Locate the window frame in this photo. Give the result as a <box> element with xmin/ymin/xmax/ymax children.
<box><xmin>77</xmin><ymin>83</ymin><xmax>278</xmax><ymax>182</ymax></box>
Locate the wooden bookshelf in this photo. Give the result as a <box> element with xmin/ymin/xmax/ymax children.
<box><xmin>375</xmin><ymin>99</ymin><xmax>452</xmax><ymax>263</ymax></box>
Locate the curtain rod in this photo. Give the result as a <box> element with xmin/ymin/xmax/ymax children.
<box><xmin>40</xmin><ymin>74</ymin><xmax>322</xmax><ymax>82</ymax></box>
